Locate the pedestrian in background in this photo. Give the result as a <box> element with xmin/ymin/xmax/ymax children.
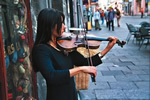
<box><xmin>141</xmin><ymin>8</ymin><xmax>144</xmax><ymax>18</ymax></box>
<box><xmin>104</xmin><ymin>8</ymin><xmax>109</xmax><ymax>27</ymax></box>
<box><xmin>31</xmin><ymin>8</ymin><xmax>118</xmax><ymax>100</ymax></box>
<box><xmin>108</xmin><ymin>7</ymin><xmax>115</xmax><ymax>31</ymax></box>
<box><xmin>100</xmin><ymin>10</ymin><xmax>105</xmax><ymax>25</ymax></box>
<box><xmin>145</xmin><ymin>7</ymin><xmax>148</xmax><ymax>17</ymax></box>
<box><xmin>93</xmin><ymin>8</ymin><xmax>101</xmax><ymax>30</ymax></box>
<box><xmin>115</xmin><ymin>7</ymin><xmax>121</xmax><ymax>27</ymax></box>
<box><xmin>83</xmin><ymin>8</ymin><xmax>88</xmax><ymax>31</ymax></box>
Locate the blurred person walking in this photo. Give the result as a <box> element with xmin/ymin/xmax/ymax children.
<box><xmin>141</xmin><ymin>8</ymin><xmax>144</xmax><ymax>18</ymax></box>
<box><xmin>145</xmin><ymin>7</ymin><xmax>148</xmax><ymax>17</ymax></box>
<box><xmin>100</xmin><ymin>10</ymin><xmax>105</xmax><ymax>25</ymax></box>
<box><xmin>83</xmin><ymin>8</ymin><xmax>88</xmax><ymax>31</ymax></box>
<box><xmin>108</xmin><ymin>7</ymin><xmax>115</xmax><ymax>31</ymax></box>
<box><xmin>115</xmin><ymin>7</ymin><xmax>121</xmax><ymax>27</ymax></box>
<box><xmin>105</xmin><ymin>8</ymin><xmax>109</xmax><ymax>27</ymax></box>
<box><xmin>93</xmin><ymin>8</ymin><xmax>101</xmax><ymax>30</ymax></box>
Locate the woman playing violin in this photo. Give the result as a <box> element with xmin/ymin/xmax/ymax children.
<box><xmin>31</xmin><ymin>8</ymin><xmax>118</xmax><ymax>100</ymax></box>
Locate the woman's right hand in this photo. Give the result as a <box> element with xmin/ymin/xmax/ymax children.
<box><xmin>69</xmin><ymin>66</ymin><xmax>97</xmax><ymax>77</ymax></box>
<box><xmin>80</xmin><ymin>66</ymin><xmax>97</xmax><ymax>77</ymax></box>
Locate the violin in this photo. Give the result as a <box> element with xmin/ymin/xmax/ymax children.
<box><xmin>57</xmin><ymin>32</ymin><xmax>126</xmax><ymax>85</ymax></box>
<box><xmin>56</xmin><ymin>32</ymin><xmax>126</xmax><ymax>52</ymax></box>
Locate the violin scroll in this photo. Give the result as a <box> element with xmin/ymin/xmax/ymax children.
<box><xmin>107</xmin><ymin>39</ymin><xmax>126</xmax><ymax>48</ymax></box>
<box><xmin>116</xmin><ymin>40</ymin><xmax>126</xmax><ymax>48</ymax></box>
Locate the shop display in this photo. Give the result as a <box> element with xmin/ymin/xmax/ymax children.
<box><xmin>0</xmin><ymin>0</ymin><xmax>35</xmax><ymax>99</ymax></box>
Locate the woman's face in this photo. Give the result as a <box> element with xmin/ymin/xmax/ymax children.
<box><xmin>60</xmin><ymin>16</ymin><xmax>66</xmax><ymax>35</ymax></box>
<box><xmin>60</xmin><ymin>23</ymin><xmax>66</xmax><ymax>35</ymax></box>
<box><xmin>52</xmin><ymin>17</ymin><xmax>66</xmax><ymax>37</ymax></box>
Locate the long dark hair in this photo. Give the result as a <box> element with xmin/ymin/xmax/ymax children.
<box><xmin>30</xmin><ymin>8</ymin><xmax>65</xmax><ymax>72</ymax></box>
<box><xmin>34</xmin><ymin>8</ymin><xmax>65</xmax><ymax>46</ymax></box>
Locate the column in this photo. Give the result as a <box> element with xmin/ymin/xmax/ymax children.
<box><xmin>134</xmin><ymin>0</ymin><xmax>137</xmax><ymax>15</ymax></box>
<box><xmin>141</xmin><ymin>0</ymin><xmax>145</xmax><ymax>11</ymax></box>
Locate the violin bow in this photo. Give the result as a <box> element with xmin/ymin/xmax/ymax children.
<box><xmin>78</xmin><ymin>3</ymin><xmax>96</xmax><ymax>85</ymax></box>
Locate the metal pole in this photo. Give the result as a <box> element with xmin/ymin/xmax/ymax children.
<box><xmin>47</xmin><ymin>0</ymin><xmax>52</xmax><ymax>8</ymax></box>
<box><xmin>74</xmin><ymin>0</ymin><xmax>78</xmax><ymax>28</ymax></box>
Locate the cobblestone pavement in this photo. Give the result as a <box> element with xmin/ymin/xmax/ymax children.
<box><xmin>78</xmin><ymin>16</ymin><xmax>150</xmax><ymax>100</ymax></box>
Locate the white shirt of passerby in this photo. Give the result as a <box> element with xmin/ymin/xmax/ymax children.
<box><xmin>94</xmin><ymin>11</ymin><xmax>100</xmax><ymax>20</ymax></box>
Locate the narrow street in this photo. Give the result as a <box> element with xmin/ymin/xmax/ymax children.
<box><xmin>79</xmin><ymin>16</ymin><xmax>150</xmax><ymax>100</ymax></box>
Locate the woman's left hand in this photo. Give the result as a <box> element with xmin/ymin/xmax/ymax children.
<box><xmin>100</xmin><ymin>36</ymin><xmax>118</xmax><ymax>57</ymax></box>
<box><xmin>107</xmin><ymin>36</ymin><xmax>118</xmax><ymax>49</ymax></box>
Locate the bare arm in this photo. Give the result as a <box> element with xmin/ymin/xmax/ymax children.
<box><xmin>100</xmin><ymin>37</ymin><xmax>118</xmax><ymax>58</ymax></box>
